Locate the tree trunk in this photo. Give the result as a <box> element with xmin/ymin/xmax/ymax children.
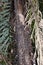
<box><xmin>13</xmin><ymin>0</ymin><xmax>33</xmax><ymax>65</ymax></box>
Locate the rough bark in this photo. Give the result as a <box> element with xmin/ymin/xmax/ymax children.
<box><xmin>13</xmin><ymin>0</ymin><xmax>33</xmax><ymax>65</ymax></box>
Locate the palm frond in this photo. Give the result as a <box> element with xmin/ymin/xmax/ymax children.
<box><xmin>0</xmin><ymin>0</ymin><xmax>12</xmax><ymax>55</ymax></box>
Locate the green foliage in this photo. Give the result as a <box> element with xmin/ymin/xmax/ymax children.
<box><xmin>0</xmin><ymin>0</ymin><xmax>12</xmax><ymax>55</ymax></box>
<box><xmin>0</xmin><ymin>60</ymin><xmax>6</xmax><ymax>65</ymax></box>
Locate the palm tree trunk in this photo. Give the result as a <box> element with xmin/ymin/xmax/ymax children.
<box><xmin>13</xmin><ymin>0</ymin><xmax>33</xmax><ymax>65</ymax></box>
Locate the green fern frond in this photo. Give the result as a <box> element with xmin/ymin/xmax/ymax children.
<box><xmin>0</xmin><ymin>0</ymin><xmax>12</xmax><ymax>55</ymax></box>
